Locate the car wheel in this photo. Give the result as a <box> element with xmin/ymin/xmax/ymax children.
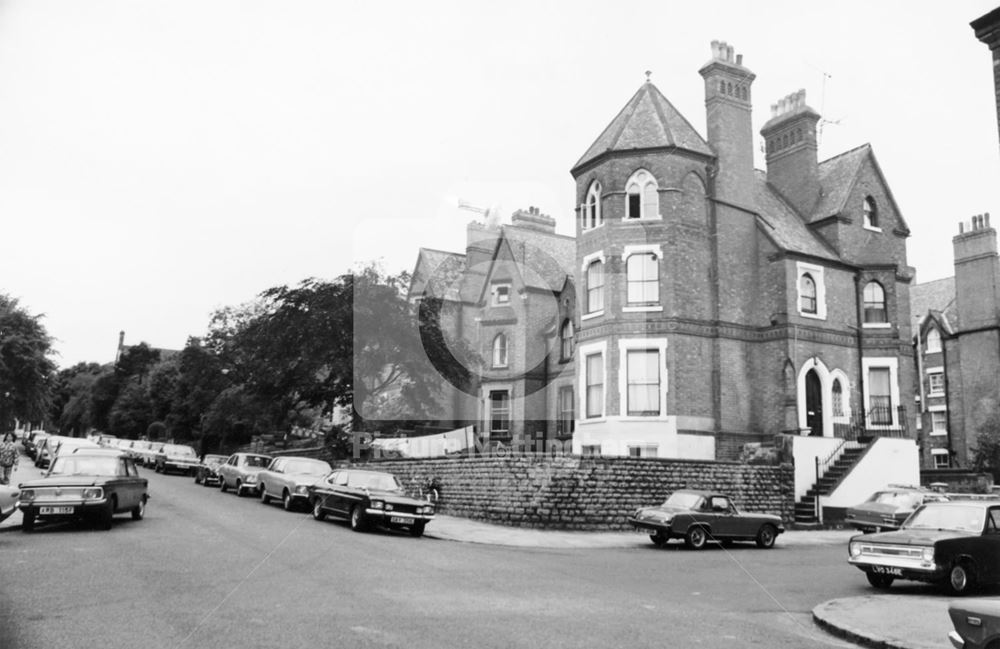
<box><xmin>260</xmin><ymin>485</ymin><xmax>270</xmax><ymax>504</ymax></box>
<box><xmin>755</xmin><ymin>524</ymin><xmax>777</xmax><ymax>549</ymax></box>
<box><xmin>350</xmin><ymin>505</ymin><xmax>366</xmax><ymax>532</ymax></box>
<box><xmin>155</xmin><ymin>464</ymin><xmax>162</xmax><ymax>473</ymax></box>
<box><xmin>410</xmin><ymin>522</ymin><xmax>426</xmax><ymax>538</ymax></box>
<box><xmin>100</xmin><ymin>497</ymin><xmax>116</xmax><ymax>531</ymax></box>
<box><xmin>21</xmin><ymin>509</ymin><xmax>34</xmax><ymax>533</ymax></box>
<box><xmin>649</xmin><ymin>532</ymin><xmax>667</xmax><ymax>547</ymax></box>
<box><xmin>312</xmin><ymin>499</ymin><xmax>326</xmax><ymax>521</ymax></box>
<box><xmin>866</xmin><ymin>572</ymin><xmax>894</xmax><ymax>590</ymax></box>
<box><xmin>219</xmin><ymin>478</ymin><xmax>228</xmax><ymax>493</ymax></box>
<box><xmin>282</xmin><ymin>491</ymin><xmax>294</xmax><ymax>511</ymax></box>
<box><xmin>194</xmin><ymin>473</ymin><xmax>202</xmax><ymax>485</ymax></box>
<box><xmin>684</xmin><ymin>526</ymin><xmax>708</xmax><ymax>550</ymax></box>
<box><xmin>946</xmin><ymin>562</ymin><xmax>977</xmax><ymax>596</ymax></box>
<box><xmin>132</xmin><ymin>497</ymin><xmax>146</xmax><ymax>520</ymax></box>
<box><xmin>236</xmin><ymin>481</ymin><xmax>244</xmax><ymax>497</ymax></box>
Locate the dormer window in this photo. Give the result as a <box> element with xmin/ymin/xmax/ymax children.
<box><xmin>583</xmin><ymin>181</ymin><xmax>603</xmax><ymax>231</ymax></box>
<box><xmin>492</xmin><ymin>284</ymin><xmax>511</xmax><ymax>306</ymax></box>
<box><xmin>625</xmin><ymin>170</ymin><xmax>659</xmax><ymax>220</ymax></box>
<box><xmin>863</xmin><ymin>196</ymin><xmax>879</xmax><ymax>230</ymax></box>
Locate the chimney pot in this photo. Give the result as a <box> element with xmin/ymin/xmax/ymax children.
<box><xmin>736</xmin><ymin>53</ymin><xmax>743</xmax><ymax>65</ymax></box>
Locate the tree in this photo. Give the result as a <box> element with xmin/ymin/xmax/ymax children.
<box><xmin>51</xmin><ymin>363</ymin><xmax>104</xmax><ymax>435</ymax></box>
<box><xmin>971</xmin><ymin>406</ymin><xmax>1000</xmax><ymax>482</ymax></box>
<box><xmin>107</xmin><ymin>381</ymin><xmax>153</xmax><ymax>439</ymax></box>
<box><xmin>0</xmin><ymin>294</ymin><xmax>57</xmax><ymax>430</ymax></box>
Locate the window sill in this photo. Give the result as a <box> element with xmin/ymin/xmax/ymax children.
<box><xmin>863</xmin><ymin>322</ymin><xmax>891</xmax><ymax>329</ymax></box>
<box><xmin>621</xmin><ymin>217</ymin><xmax>663</xmax><ymax>224</ymax></box>
<box><xmin>623</xmin><ymin>305</ymin><xmax>662</xmax><ymax>313</ymax></box>
<box><xmin>799</xmin><ymin>311</ymin><xmax>827</xmax><ymax>321</ymax></box>
<box><xmin>929</xmin><ymin>431</ymin><xmax>948</xmax><ymax>436</ymax></box>
<box><xmin>928</xmin><ymin>391</ymin><xmax>945</xmax><ymax>398</ymax></box>
<box><xmin>578</xmin><ymin>417</ymin><xmax>606</xmax><ymax>425</ymax></box>
<box><xmin>863</xmin><ymin>224</ymin><xmax>883</xmax><ymax>233</ymax></box>
<box><xmin>580</xmin><ymin>224</ymin><xmax>606</xmax><ymax>233</ymax></box>
<box><xmin>925</xmin><ymin>348</ymin><xmax>942</xmax><ymax>354</ymax></box>
<box><xmin>581</xmin><ymin>311</ymin><xmax>604</xmax><ymax>321</ymax></box>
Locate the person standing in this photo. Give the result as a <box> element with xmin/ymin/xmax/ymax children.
<box><xmin>0</xmin><ymin>433</ymin><xmax>19</xmax><ymax>486</ymax></box>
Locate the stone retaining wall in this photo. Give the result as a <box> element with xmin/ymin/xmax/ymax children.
<box><xmin>341</xmin><ymin>454</ymin><xmax>793</xmax><ymax>530</ymax></box>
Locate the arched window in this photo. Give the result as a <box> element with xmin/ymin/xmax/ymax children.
<box><xmin>626</xmin><ymin>170</ymin><xmax>659</xmax><ymax>220</ymax></box>
<box><xmin>560</xmin><ymin>319</ymin><xmax>574</xmax><ymax>361</ymax></box>
<box><xmin>832</xmin><ymin>378</ymin><xmax>844</xmax><ymax>417</ymax></box>
<box><xmin>926</xmin><ymin>328</ymin><xmax>941</xmax><ymax>353</ymax></box>
<box><xmin>719</xmin><ymin>80</ymin><xmax>726</xmax><ymax>94</ymax></box>
<box><xmin>586</xmin><ymin>259</ymin><xmax>604</xmax><ymax>313</ymax></box>
<box><xmin>863</xmin><ymin>196</ymin><xmax>879</xmax><ymax>229</ymax></box>
<box><xmin>800</xmin><ymin>274</ymin><xmax>817</xmax><ymax>314</ymax></box>
<box><xmin>492</xmin><ymin>334</ymin><xmax>508</xmax><ymax>368</ymax></box>
<box><xmin>740</xmin><ymin>86</ymin><xmax>747</xmax><ymax>100</ymax></box>
<box><xmin>626</xmin><ymin>253</ymin><xmax>659</xmax><ymax>305</ymax></box>
<box><xmin>863</xmin><ymin>281</ymin><xmax>887</xmax><ymax>323</ymax></box>
<box><xmin>583</xmin><ymin>181</ymin><xmax>602</xmax><ymax>230</ymax></box>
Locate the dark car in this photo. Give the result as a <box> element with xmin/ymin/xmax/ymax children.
<box><xmin>845</xmin><ymin>485</ymin><xmax>948</xmax><ymax>533</ymax></box>
<box><xmin>949</xmin><ymin>598</ymin><xmax>1000</xmax><ymax>649</ymax></box>
<box><xmin>848</xmin><ymin>501</ymin><xmax>1000</xmax><ymax>595</ymax></box>
<box><xmin>17</xmin><ymin>451</ymin><xmax>149</xmax><ymax>532</ymax></box>
<box><xmin>194</xmin><ymin>454</ymin><xmax>228</xmax><ymax>486</ymax></box>
<box><xmin>629</xmin><ymin>489</ymin><xmax>784</xmax><ymax>549</ymax></box>
<box><xmin>307</xmin><ymin>469</ymin><xmax>435</xmax><ymax>537</ymax></box>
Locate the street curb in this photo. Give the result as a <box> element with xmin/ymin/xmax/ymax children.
<box><xmin>812</xmin><ymin>599</ymin><xmax>910</xmax><ymax>649</ymax></box>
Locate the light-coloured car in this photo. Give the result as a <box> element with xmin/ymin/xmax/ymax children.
<box><xmin>257</xmin><ymin>456</ymin><xmax>332</xmax><ymax>511</ymax></box>
<box><xmin>217</xmin><ymin>453</ymin><xmax>272</xmax><ymax>497</ymax></box>
<box><xmin>949</xmin><ymin>598</ymin><xmax>1000</xmax><ymax>649</ymax></box>
<box><xmin>136</xmin><ymin>442</ymin><xmax>165</xmax><ymax>468</ymax></box>
<box><xmin>0</xmin><ymin>484</ymin><xmax>19</xmax><ymax>523</ymax></box>
<box><xmin>153</xmin><ymin>444</ymin><xmax>199</xmax><ymax>475</ymax></box>
<box><xmin>35</xmin><ymin>436</ymin><xmax>100</xmax><ymax>470</ymax></box>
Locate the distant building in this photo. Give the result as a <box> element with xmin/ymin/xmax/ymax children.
<box><xmin>412</xmin><ymin>41</ymin><xmax>918</xmax><ymax>466</ymax></box>
<box><xmin>114</xmin><ymin>330</ymin><xmax>179</xmax><ymax>366</ymax></box>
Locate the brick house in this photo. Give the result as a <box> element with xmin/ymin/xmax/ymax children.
<box><xmin>412</xmin><ymin>41</ymin><xmax>917</xmax><ymax>463</ymax></box>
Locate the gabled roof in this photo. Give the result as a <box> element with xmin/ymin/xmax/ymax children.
<box><xmin>753</xmin><ymin>171</ymin><xmax>840</xmax><ymax>262</ymax></box>
<box><xmin>911</xmin><ymin>276</ymin><xmax>957</xmax><ymax>332</ymax></box>
<box><xmin>475</xmin><ymin>225</ymin><xmax>575</xmax><ymax>304</ymax></box>
<box><xmin>408</xmin><ymin>248</ymin><xmax>467</xmax><ymax>302</ymax></box>
<box><xmin>810</xmin><ymin>144</ymin><xmax>910</xmax><ymax>234</ymax></box>
<box><xmin>573</xmin><ymin>81</ymin><xmax>713</xmax><ymax>173</ymax></box>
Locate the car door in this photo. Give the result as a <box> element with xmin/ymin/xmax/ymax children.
<box><xmin>265</xmin><ymin>459</ymin><xmax>285</xmax><ymax>497</ymax></box>
<box><xmin>314</xmin><ymin>471</ymin><xmax>341</xmax><ymax>514</ymax></box>
<box><xmin>982</xmin><ymin>506</ymin><xmax>1000</xmax><ymax>583</ymax></box>
<box><xmin>706</xmin><ymin>496</ymin><xmax>740</xmax><ymax>537</ymax></box>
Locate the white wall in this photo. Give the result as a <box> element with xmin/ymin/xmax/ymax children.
<box><xmin>792</xmin><ymin>436</ymin><xmax>845</xmax><ymax>500</ymax></box>
<box><xmin>574</xmin><ymin>417</ymin><xmax>681</xmax><ymax>457</ymax></box>
<box><xmin>821</xmin><ymin>438</ymin><xmax>920</xmax><ymax>509</ymax></box>
<box><xmin>676</xmin><ymin>434</ymin><xmax>715</xmax><ymax>460</ymax></box>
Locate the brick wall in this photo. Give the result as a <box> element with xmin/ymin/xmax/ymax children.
<box><xmin>335</xmin><ymin>454</ymin><xmax>794</xmax><ymax>530</ymax></box>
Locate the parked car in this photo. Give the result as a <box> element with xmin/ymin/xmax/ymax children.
<box><xmin>194</xmin><ymin>454</ymin><xmax>228</xmax><ymax>486</ymax></box>
<box><xmin>217</xmin><ymin>453</ymin><xmax>272</xmax><ymax>496</ymax></box>
<box><xmin>307</xmin><ymin>469</ymin><xmax>435</xmax><ymax>536</ymax></box>
<box><xmin>949</xmin><ymin>598</ymin><xmax>1000</xmax><ymax>649</ymax></box>
<box><xmin>848</xmin><ymin>500</ymin><xmax>1000</xmax><ymax>595</ymax></box>
<box><xmin>153</xmin><ymin>444</ymin><xmax>200</xmax><ymax>475</ymax></box>
<box><xmin>0</xmin><ymin>484</ymin><xmax>19</xmax><ymax>524</ymax></box>
<box><xmin>136</xmin><ymin>442</ymin><xmax>165</xmax><ymax>468</ymax></box>
<box><xmin>35</xmin><ymin>436</ymin><xmax>100</xmax><ymax>469</ymax></box>
<box><xmin>257</xmin><ymin>456</ymin><xmax>333</xmax><ymax>511</ymax></box>
<box><xmin>24</xmin><ymin>431</ymin><xmax>49</xmax><ymax>460</ymax></box>
<box><xmin>124</xmin><ymin>440</ymin><xmax>152</xmax><ymax>462</ymax></box>
<box><xmin>18</xmin><ymin>451</ymin><xmax>148</xmax><ymax>532</ymax></box>
<box><xmin>845</xmin><ymin>485</ymin><xmax>948</xmax><ymax>533</ymax></box>
<box><xmin>629</xmin><ymin>489</ymin><xmax>785</xmax><ymax>549</ymax></box>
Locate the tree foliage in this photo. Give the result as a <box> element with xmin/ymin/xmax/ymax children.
<box><xmin>0</xmin><ymin>294</ymin><xmax>56</xmax><ymax>429</ymax></box>
<box><xmin>971</xmin><ymin>407</ymin><xmax>1000</xmax><ymax>481</ymax></box>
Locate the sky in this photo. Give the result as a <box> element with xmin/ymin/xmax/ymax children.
<box><xmin>0</xmin><ymin>0</ymin><xmax>998</xmax><ymax>369</ymax></box>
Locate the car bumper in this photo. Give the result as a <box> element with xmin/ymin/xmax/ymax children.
<box><xmin>629</xmin><ymin>518</ymin><xmax>670</xmax><ymax>534</ymax></box>
<box><xmin>948</xmin><ymin>630</ymin><xmax>966</xmax><ymax>649</ymax></box>
<box><xmin>163</xmin><ymin>462</ymin><xmax>199</xmax><ymax>471</ymax></box>
<box><xmin>364</xmin><ymin>509</ymin><xmax>434</xmax><ymax>528</ymax></box>
<box><xmin>20</xmin><ymin>499</ymin><xmax>108</xmax><ymax>520</ymax></box>
<box><xmin>848</xmin><ymin>556</ymin><xmax>942</xmax><ymax>581</ymax></box>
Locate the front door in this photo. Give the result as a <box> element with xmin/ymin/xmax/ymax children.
<box><xmin>805</xmin><ymin>369</ymin><xmax>823</xmax><ymax>436</ymax></box>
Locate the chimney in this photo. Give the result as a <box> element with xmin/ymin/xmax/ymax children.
<box><xmin>698</xmin><ymin>40</ymin><xmax>756</xmax><ymax>207</ymax></box>
<box><xmin>510</xmin><ymin>206</ymin><xmax>556</xmax><ymax>234</ymax></box>
<box><xmin>760</xmin><ymin>89</ymin><xmax>821</xmax><ymax>216</ymax></box>
<box><xmin>953</xmin><ymin>212</ymin><xmax>1000</xmax><ymax>331</ymax></box>
<box><xmin>465</xmin><ymin>220</ymin><xmax>501</xmax><ymax>272</ymax></box>
<box><xmin>115</xmin><ymin>330</ymin><xmax>126</xmax><ymax>364</ymax></box>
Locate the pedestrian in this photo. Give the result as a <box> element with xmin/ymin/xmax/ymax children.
<box><xmin>0</xmin><ymin>432</ymin><xmax>18</xmax><ymax>486</ymax></box>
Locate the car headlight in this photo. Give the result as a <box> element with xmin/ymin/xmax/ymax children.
<box><xmin>81</xmin><ymin>488</ymin><xmax>104</xmax><ymax>500</ymax></box>
<box><xmin>849</xmin><ymin>542</ymin><xmax>862</xmax><ymax>557</ymax></box>
<box><xmin>244</xmin><ymin>475</ymin><xmax>257</xmax><ymax>484</ymax></box>
<box><xmin>422</xmin><ymin>506</ymin><xmax>435</xmax><ymax>515</ymax></box>
<box><xmin>370</xmin><ymin>500</ymin><xmax>384</xmax><ymax>510</ymax></box>
<box><xmin>922</xmin><ymin>547</ymin><xmax>935</xmax><ymax>562</ymax></box>
<box><xmin>19</xmin><ymin>489</ymin><xmax>34</xmax><ymax>503</ymax></box>
<box><xmin>661</xmin><ymin>514</ymin><xmax>674</xmax><ymax>523</ymax></box>
<box><xmin>294</xmin><ymin>485</ymin><xmax>308</xmax><ymax>495</ymax></box>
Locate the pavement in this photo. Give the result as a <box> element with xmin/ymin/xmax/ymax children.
<box><xmin>1</xmin><ymin>445</ymin><xmax>965</xmax><ymax>649</ymax></box>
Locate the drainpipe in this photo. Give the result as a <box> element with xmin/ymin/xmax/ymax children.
<box><xmin>941</xmin><ymin>334</ymin><xmax>956</xmax><ymax>466</ymax></box>
<box><xmin>853</xmin><ymin>272</ymin><xmax>867</xmax><ymax>430</ymax></box>
<box><xmin>915</xmin><ymin>316</ymin><xmax>926</xmax><ymax>466</ymax></box>
<box><xmin>706</xmin><ymin>163</ymin><xmax>722</xmax><ymax>434</ymax></box>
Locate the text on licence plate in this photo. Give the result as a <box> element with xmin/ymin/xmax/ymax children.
<box><xmin>390</xmin><ymin>517</ymin><xmax>409</xmax><ymax>525</ymax></box>
<box><xmin>872</xmin><ymin>566</ymin><xmax>902</xmax><ymax>576</ymax></box>
<box><xmin>39</xmin><ymin>506</ymin><xmax>74</xmax><ymax>515</ymax></box>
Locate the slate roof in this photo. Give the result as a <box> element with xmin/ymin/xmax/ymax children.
<box><xmin>911</xmin><ymin>276</ymin><xmax>957</xmax><ymax>331</ymax></box>
<box><xmin>753</xmin><ymin>171</ymin><xmax>839</xmax><ymax>262</ymax></box>
<box><xmin>495</xmin><ymin>226</ymin><xmax>575</xmax><ymax>293</ymax></box>
<box><xmin>573</xmin><ymin>81</ymin><xmax>713</xmax><ymax>172</ymax></box>
<box><xmin>409</xmin><ymin>248</ymin><xmax>467</xmax><ymax>302</ymax></box>
<box><xmin>810</xmin><ymin>144</ymin><xmax>870</xmax><ymax>224</ymax></box>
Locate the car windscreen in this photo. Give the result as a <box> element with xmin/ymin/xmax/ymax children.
<box><xmin>904</xmin><ymin>504</ymin><xmax>984</xmax><ymax>532</ymax></box>
<box><xmin>284</xmin><ymin>459</ymin><xmax>330</xmax><ymax>475</ymax></box>
<box><xmin>868</xmin><ymin>491</ymin><xmax>921</xmax><ymax>509</ymax></box>
<box><xmin>49</xmin><ymin>456</ymin><xmax>122</xmax><ymax>476</ymax></box>
<box><xmin>663</xmin><ymin>492</ymin><xmax>703</xmax><ymax>509</ymax></box>
<box><xmin>347</xmin><ymin>472</ymin><xmax>402</xmax><ymax>491</ymax></box>
<box><xmin>205</xmin><ymin>455</ymin><xmax>227</xmax><ymax>464</ymax></box>
<box><xmin>164</xmin><ymin>445</ymin><xmax>196</xmax><ymax>457</ymax></box>
<box><xmin>245</xmin><ymin>456</ymin><xmax>270</xmax><ymax>468</ymax></box>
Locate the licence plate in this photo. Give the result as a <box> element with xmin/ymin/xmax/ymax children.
<box><xmin>39</xmin><ymin>506</ymin><xmax>74</xmax><ymax>515</ymax></box>
<box><xmin>390</xmin><ymin>517</ymin><xmax>409</xmax><ymax>525</ymax></box>
<box><xmin>872</xmin><ymin>566</ymin><xmax>902</xmax><ymax>576</ymax></box>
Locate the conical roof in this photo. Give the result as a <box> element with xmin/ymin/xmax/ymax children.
<box><xmin>572</xmin><ymin>81</ymin><xmax>713</xmax><ymax>173</ymax></box>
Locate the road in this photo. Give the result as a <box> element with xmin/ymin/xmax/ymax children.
<box><xmin>0</xmin><ymin>464</ymin><xmax>871</xmax><ymax>649</ymax></box>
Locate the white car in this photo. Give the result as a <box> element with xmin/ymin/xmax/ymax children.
<box><xmin>0</xmin><ymin>484</ymin><xmax>19</xmax><ymax>523</ymax></box>
<box><xmin>257</xmin><ymin>457</ymin><xmax>332</xmax><ymax>511</ymax></box>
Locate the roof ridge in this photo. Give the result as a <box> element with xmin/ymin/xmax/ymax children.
<box><xmin>818</xmin><ymin>142</ymin><xmax>871</xmax><ymax>167</ymax></box>
<box><xmin>419</xmin><ymin>246</ymin><xmax>466</xmax><ymax>257</ymax></box>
